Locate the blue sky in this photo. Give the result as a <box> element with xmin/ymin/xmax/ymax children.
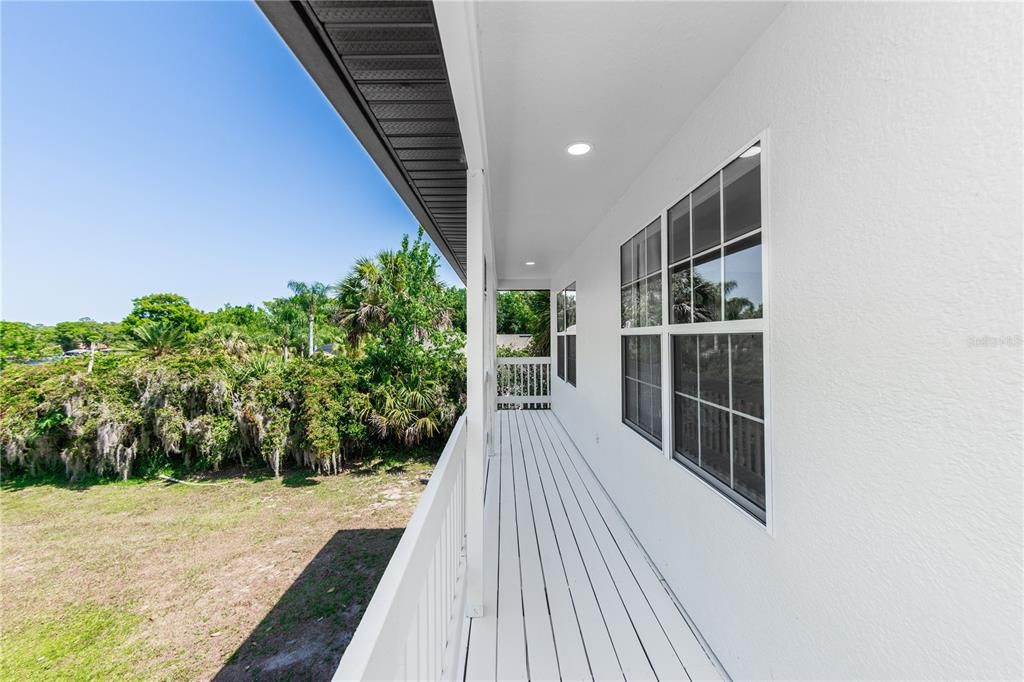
<box><xmin>1</xmin><ymin>1</ymin><xmax>461</xmax><ymax>325</ymax></box>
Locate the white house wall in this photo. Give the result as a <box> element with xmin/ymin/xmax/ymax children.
<box><xmin>548</xmin><ymin>3</ymin><xmax>1022</xmax><ymax>679</ymax></box>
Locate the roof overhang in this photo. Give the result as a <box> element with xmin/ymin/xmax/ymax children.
<box><xmin>258</xmin><ymin>0</ymin><xmax>468</xmax><ymax>281</ymax></box>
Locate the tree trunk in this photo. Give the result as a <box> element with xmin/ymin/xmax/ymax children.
<box><xmin>307</xmin><ymin>313</ymin><xmax>315</xmax><ymax>357</ymax></box>
<box><xmin>283</xmin><ymin>344</ymin><xmax>289</xmax><ymax>363</ymax></box>
<box><xmin>86</xmin><ymin>341</ymin><xmax>96</xmax><ymax>374</ymax></box>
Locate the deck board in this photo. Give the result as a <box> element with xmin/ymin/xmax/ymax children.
<box><xmin>462</xmin><ymin>410</ymin><xmax>721</xmax><ymax>682</ymax></box>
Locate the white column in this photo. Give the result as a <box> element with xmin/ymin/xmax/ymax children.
<box><xmin>464</xmin><ymin>167</ymin><xmax>485</xmax><ymax>618</ymax></box>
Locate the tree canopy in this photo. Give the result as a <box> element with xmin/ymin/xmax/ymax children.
<box><xmin>0</xmin><ymin>230</ymin><xmax>470</xmax><ymax>481</ymax></box>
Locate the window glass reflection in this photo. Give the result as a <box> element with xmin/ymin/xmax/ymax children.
<box><xmin>724</xmin><ymin>234</ymin><xmax>762</xmax><ymax>320</ymax></box>
<box><xmin>693</xmin><ymin>253</ymin><xmax>722</xmax><ymax>322</ymax></box>
<box><xmin>672</xmin><ymin>334</ymin><xmax>698</xmax><ymax>397</ymax></box>
<box><xmin>668</xmin><ymin>195</ymin><xmax>690</xmax><ymax>265</ymax></box>
<box><xmin>699</xmin><ymin>405</ymin><xmax>730</xmax><ymax>484</ymax></box>
<box><xmin>723</xmin><ymin>149</ymin><xmax>760</xmax><ymax>241</ymax></box>
<box><xmin>673</xmin><ymin>397</ymin><xmax>699</xmax><ymax>465</ymax></box>
<box><xmin>692</xmin><ymin>174</ymin><xmax>721</xmax><ymax>254</ymax></box>
<box><xmin>670</xmin><ymin>262</ymin><xmax>692</xmax><ymax>324</ymax></box>
<box><xmin>732</xmin><ymin>415</ymin><xmax>765</xmax><ymax>509</ymax></box>
<box><xmin>730</xmin><ymin>334</ymin><xmax>763</xmax><ymax>418</ymax></box>
<box><xmin>698</xmin><ymin>335</ymin><xmax>729</xmax><ymax>407</ymax></box>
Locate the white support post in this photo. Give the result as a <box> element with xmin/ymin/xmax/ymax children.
<box><xmin>464</xmin><ymin>167</ymin><xmax>485</xmax><ymax>618</ymax></box>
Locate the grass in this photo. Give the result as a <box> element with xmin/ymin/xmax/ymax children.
<box><xmin>0</xmin><ymin>455</ymin><xmax>434</xmax><ymax>681</ymax></box>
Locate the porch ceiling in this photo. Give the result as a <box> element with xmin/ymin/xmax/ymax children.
<box><xmin>475</xmin><ymin>1</ymin><xmax>784</xmax><ymax>281</ymax></box>
<box><xmin>259</xmin><ymin>0</ymin><xmax>468</xmax><ymax>279</ymax></box>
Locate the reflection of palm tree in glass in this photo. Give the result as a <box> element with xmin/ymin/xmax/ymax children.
<box><xmin>672</xmin><ymin>271</ymin><xmax>762</xmax><ymax>322</ymax></box>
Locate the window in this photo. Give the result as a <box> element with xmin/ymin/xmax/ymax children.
<box><xmin>669</xmin><ymin>141</ymin><xmax>766</xmax><ymax>523</ymax></box>
<box><xmin>556</xmin><ymin>283</ymin><xmax>576</xmax><ymax>385</ymax></box>
<box><xmin>669</xmin><ymin>146</ymin><xmax>762</xmax><ymax>323</ymax></box>
<box><xmin>622</xmin><ymin>335</ymin><xmax>661</xmax><ymax>446</ymax></box>
<box><xmin>620</xmin><ymin>219</ymin><xmax>662</xmax><ymax>328</ymax></box>
<box><xmin>672</xmin><ymin>334</ymin><xmax>765</xmax><ymax>521</ymax></box>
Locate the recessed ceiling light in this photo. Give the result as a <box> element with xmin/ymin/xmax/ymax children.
<box><xmin>740</xmin><ymin>145</ymin><xmax>761</xmax><ymax>158</ymax></box>
<box><xmin>525</xmin><ymin>261</ymin><xmax>536</xmax><ymax>266</ymax></box>
<box><xmin>566</xmin><ymin>142</ymin><xmax>592</xmax><ymax>156</ymax></box>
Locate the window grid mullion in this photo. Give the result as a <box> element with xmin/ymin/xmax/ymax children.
<box><xmin>719</xmin><ymin>170</ymin><xmax>725</xmax><ymax>322</ymax></box>
<box><xmin>695</xmin><ymin>335</ymin><xmax>702</xmax><ymax>468</ymax></box>
<box><xmin>689</xmin><ymin>194</ymin><xmax>694</xmax><ymax>324</ymax></box>
<box><xmin>728</xmin><ymin>335</ymin><xmax>734</xmax><ymax>488</ymax></box>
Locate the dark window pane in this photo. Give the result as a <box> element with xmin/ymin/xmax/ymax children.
<box><xmin>645</xmin><ymin>220</ymin><xmax>661</xmax><ymax>276</ymax></box>
<box><xmin>642</xmin><ymin>384</ymin><xmax>662</xmax><ymax>440</ymax></box>
<box><xmin>725</xmin><ymin>234</ymin><xmax>762</xmax><ymax>320</ymax></box>
<box><xmin>672</xmin><ymin>335</ymin><xmax>698</xmax><ymax>397</ymax></box>
<box><xmin>632</xmin><ymin>234</ymin><xmax>644</xmax><ymax>283</ymax></box>
<box><xmin>645</xmin><ymin>273</ymin><xmax>662</xmax><ymax>326</ymax></box>
<box><xmin>693</xmin><ymin>252</ymin><xmax>722</xmax><ymax>322</ymax></box>
<box><xmin>620</xmin><ymin>242</ymin><xmax>634</xmax><ymax>284</ymax></box>
<box><xmin>668</xmin><ymin>195</ymin><xmax>691</xmax><ymax>265</ymax></box>
<box><xmin>620</xmin><ymin>286</ymin><xmax>631</xmax><ymax>328</ymax></box>
<box><xmin>670</xmin><ymin>262</ymin><xmax>692</xmax><ymax>324</ymax></box>
<box><xmin>699</xmin><ymin>334</ymin><xmax>729</xmax><ymax>407</ymax></box>
<box><xmin>566</xmin><ymin>284</ymin><xmax>576</xmax><ymax>328</ymax></box>
<box><xmin>567</xmin><ymin>335</ymin><xmax>577</xmax><ymax>386</ymax></box>
<box><xmin>626</xmin><ymin>379</ymin><xmax>639</xmax><ymax>425</ymax></box>
<box><xmin>732</xmin><ymin>415</ymin><xmax>765</xmax><ymax>510</ymax></box>
<box><xmin>637</xmin><ymin>276</ymin><xmax>648</xmax><ymax>326</ymax></box>
<box><xmin>638</xmin><ymin>336</ymin><xmax>652</xmax><ymax>384</ymax></box>
<box><xmin>699</xmin><ymin>404</ymin><xmax>730</xmax><ymax>485</ymax></box>
<box><xmin>624</xmin><ymin>336</ymin><xmax>639</xmax><ymax>380</ymax></box>
<box><xmin>652</xmin><ymin>383</ymin><xmax>663</xmax><ymax>440</ymax></box>
<box><xmin>692</xmin><ymin>174</ymin><xmax>721</xmax><ymax>254</ymax></box>
<box><xmin>673</xmin><ymin>396</ymin><xmax>699</xmax><ymax>465</ymax></box>
<box><xmin>557</xmin><ymin>290</ymin><xmax>566</xmax><ymax>332</ymax></box>
<box><xmin>723</xmin><ymin>148</ymin><xmax>761</xmax><ymax>241</ymax></box>
<box><xmin>730</xmin><ymin>334</ymin><xmax>763</xmax><ymax>418</ymax></box>
<box><xmin>639</xmin><ymin>383</ymin><xmax>653</xmax><ymax>434</ymax></box>
<box><xmin>557</xmin><ymin>335</ymin><xmax>566</xmax><ymax>380</ymax></box>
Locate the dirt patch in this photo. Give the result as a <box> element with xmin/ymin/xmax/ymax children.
<box><xmin>0</xmin><ymin>462</ymin><xmax>432</xmax><ymax>681</ymax></box>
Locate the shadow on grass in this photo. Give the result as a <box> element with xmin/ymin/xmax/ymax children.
<box><xmin>0</xmin><ymin>471</ymin><xmax>122</xmax><ymax>492</ymax></box>
<box><xmin>1</xmin><ymin>440</ymin><xmax>443</xmax><ymax>491</ymax></box>
<box><xmin>213</xmin><ymin>528</ymin><xmax>404</xmax><ymax>681</ymax></box>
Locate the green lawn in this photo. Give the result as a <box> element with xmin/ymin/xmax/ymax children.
<box><xmin>0</xmin><ymin>459</ymin><xmax>433</xmax><ymax>681</ymax></box>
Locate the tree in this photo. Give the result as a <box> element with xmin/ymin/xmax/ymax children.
<box><xmin>129</xmin><ymin>321</ymin><xmax>188</xmax><ymax>357</ymax></box>
<box><xmin>0</xmin><ymin>321</ymin><xmax>61</xmax><ymax>363</ymax></box>
<box><xmin>335</xmin><ymin>230</ymin><xmax>466</xmax><ymax>444</ymax></box>
<box><xmin>53</xmin><ymin>320</ymin><xmax>122</xmax><ymax>351</ymax></box>
<box><xmin>123</xmin><ymin>293</ymin><xmax>205</xmax><ymax>333</ymax></box>
<box><xmin>525</xmin><ymin>291</ymin><xmax>551</xmax><ymax>354</ymax></box>
<box><xmin>264</xmin><ymin>298</ymin><xmax>304</xmax><ymax>362</ymax></box>
<box><xmin>286</xmin><ymin>281</ymin><xmax>330</xmax><ymax>357</ymax></box>
<box><xmin>496</xmin><ymin>291</ymin><xmax>539</xmax><ymax>334</ymax></box>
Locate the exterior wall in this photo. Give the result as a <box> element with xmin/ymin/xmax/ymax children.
<box><xmin>549</xmin><ymin>4</ymin><xmax>1022</xmax><ymax>679</ymax></box>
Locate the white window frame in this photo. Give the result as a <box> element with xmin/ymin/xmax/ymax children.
<box><xmin>618</xmin><ymin>130</ymin><xmax>773</xmax><ymax>534</ymax></box>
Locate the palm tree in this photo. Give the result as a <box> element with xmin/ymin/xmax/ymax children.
<box><xmin>129</xmin><ymin>321</ymin><xmax>187</xmax><ymax>357</ymax></box>
<box><xmin>333</xmin><ymin>255</ymin><xmax>394</xmax><ymax>348</ymax></box>
<box><xmin>287</xmin><ymin>281</ymin><xmax>330</xmax><ymax>357</ymax></box>
<box><xmin>526</xmin><ymin>290</ymin><xmax>551</xmax><ymax>354</ymax></box>
<box><xmin>265</xmin><ymin>298</ymin><xmax>304</xmax><ymax>362</ymax></box>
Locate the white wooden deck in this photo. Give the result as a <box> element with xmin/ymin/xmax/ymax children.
<box><xmin>460</xmin><ymin>410</ymin><xmax>722</xmax><ymax>682</ymax></box>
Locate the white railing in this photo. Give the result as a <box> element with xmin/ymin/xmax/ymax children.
<box><xmin>496</xmin><ymin>357</ymin><xmax>552</xmax><ymax>409</ymax></box>
<box><xmin>334</xmin><ymin>416</ymin><xmax>468</xmax><ymax>682</ymax></box>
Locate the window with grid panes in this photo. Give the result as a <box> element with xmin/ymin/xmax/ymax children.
<box><xmin>620</xmin><ymin>219</ymin><xmax>662</xmax><ymax>328</ymax></box>
<box><xmin>669</xmin><ymin>142</ymin><xmax>767</xmax><ymax>522</ymax></box>
<box><xmin>556</xmin><ymin>283</ymin><xmax>576</xmax><ymax>385</ymax></box>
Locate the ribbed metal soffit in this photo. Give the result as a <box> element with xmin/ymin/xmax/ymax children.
<box><xmin>305</xmin><ymin>1</ymin><xmax>468</xmax><ymax>272</ymax></box>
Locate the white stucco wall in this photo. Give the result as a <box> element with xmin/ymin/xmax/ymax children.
<box><xmin>549</xmin><ymin>4</ymin><xmax>1022</xmax><ymax>678</ymax></box>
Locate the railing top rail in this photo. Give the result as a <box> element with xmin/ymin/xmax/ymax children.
<box><xmin>496</xmin><ymin>356</ymin><xmax>552</xmax><ymax>365</ymax></box>
<box><xmin>333</xmin><ymin>414</ymin><xmax>468</xmax><ymax>682</ymax></box>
